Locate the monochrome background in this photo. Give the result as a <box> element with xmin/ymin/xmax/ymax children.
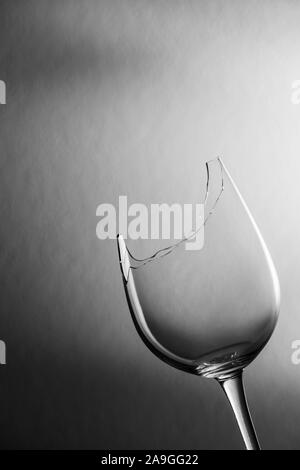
<box><xmin>0</xmin><ymin>0</ymin><xmax>299</xmax><ymax>449</ymax></box>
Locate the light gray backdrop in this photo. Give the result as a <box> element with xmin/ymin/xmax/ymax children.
<box><xmin>0</xmin><ymin>0</ymin><xmax>299</xmax><ymax>449</ymax></box>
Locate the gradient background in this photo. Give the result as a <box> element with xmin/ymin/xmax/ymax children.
<box><xmin>0</xmin><ymin>0</ymin><xmax>299</xmax><ymax>450</ymax></box>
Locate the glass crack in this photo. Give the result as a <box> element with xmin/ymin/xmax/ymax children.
<box><xmin>123</xmin><ymin>157</ymin><xmax>224</xmax><ymax>270</ymax></box>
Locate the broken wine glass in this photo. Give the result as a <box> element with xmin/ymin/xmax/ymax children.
<box><xmin>117</xmin><ymin>158</ymin><xmax>280</xmax><ymax>450</ymax></box>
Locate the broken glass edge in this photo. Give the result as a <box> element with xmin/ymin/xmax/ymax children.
<box><xmin>118</xmin><ymin>156</ymin><xmax>225</xmax><ymax>273</ymax></box>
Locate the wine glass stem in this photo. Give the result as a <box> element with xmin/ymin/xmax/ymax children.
<box><xmin>218</xmin><ymin>371</ymin><xmax>260</xmax><ymax>450</ymax></box>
